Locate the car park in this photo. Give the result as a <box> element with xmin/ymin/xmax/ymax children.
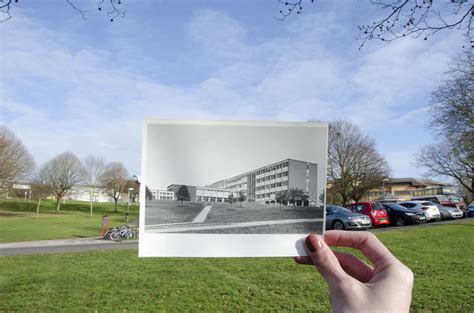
<box><xmin>382</xmin><ymin>203</ymin><xmax>426</xmax><ymax>226</ymax></box>
<box><xmin>345</xmin><ymin>202</ymin><xmax>389</xmax><ymax>227</ymax></box>
<box><xmin>433</xmin><ymin>203</ymin><xmax>464</xmax><ymax>220</ymax></box>
<box><xmin>398</xmin><ymin>201</ymin><xmax>441</xmax><ymax>222</ymax></box>
<box><xmin>325</xmin><ymin>205</ymin><xmax>372</xmax><ymax>230</ymax></box>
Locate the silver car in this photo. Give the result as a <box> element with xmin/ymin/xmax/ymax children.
<box><xmin>434</xmin><ymin>204</ymin><xmax>464</xmax><ymax>220</ymax></box>
<box><xmin>326</xmin><ymin>205</ymin><xmax>372</xmax><ymax>230</ymax></box>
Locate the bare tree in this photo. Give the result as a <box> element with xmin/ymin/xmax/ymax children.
<box><xmin>328</xmin><ymin>120</ymin><xmax>390</xmax><ymax>206</ymax></box>
<box><xmin>83</xmin><ymin>155</ymin><xmax>106</xmax><ymax>216</ymax></box>
<box><xmin>429</xmin><ymin>50</ymin><xmax>474</xmax><ymax>140</ymax></box>
<box><xmin>277</xmin><ymin>1</ymin><xmax>473</xmax><ymax>49</ymax></box>
<box><xmin>416</xmin><ymin>50</ymin><xmax>473</xmax><ymax>199</ymax></box>
<box><xmin>1</xmin><ymin>0</ymin><xmax>125</xmax><ymax>22</ymax></box>
<box><xmin>0</xmin><ymin>126</ymin><xmax>35</xmax><ymax>195</ymax></box>
<box><xmin>39</xmin><ymin>152</ymin><xmax>84</xmax><ymax>212</ymax></box>
<box><xmin>100</xmin><ymin>161</ymin><xmax>129</xmax><ymax>213</ymax></box>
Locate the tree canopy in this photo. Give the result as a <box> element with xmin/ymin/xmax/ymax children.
<box><xmin>0</xmin><ymin>126</ymin><xmax>35</xmax><ymax>194</ymax></box>
<box><xmin>328</xmin><ymin>120</ymin><xmax>390</xmax><ymax>206</ymax></box>
<box><xmin>416</xmin><ymin>50</ymin><xmax>473</xmax><ymax>202</ymax></box>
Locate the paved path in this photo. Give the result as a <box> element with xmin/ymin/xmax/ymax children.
<box><xmin>146</xmin><ymin>205</ymin><xmax>212</xmax><ymax>227</ymax></box>
<box><xmin>0</xmin><ymin>238</ymin><xmax>138</xmax><ymax>257</ymax></box>
<box><xmin>147</xmin><ymin>218</ymin><xmax>324</xmax><ymax>233</ymax></box>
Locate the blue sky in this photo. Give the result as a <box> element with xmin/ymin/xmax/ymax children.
<box><xmin>0</xmin><ymin>0</ymin><xmax>466</xmax><ymax>180</ymax></box>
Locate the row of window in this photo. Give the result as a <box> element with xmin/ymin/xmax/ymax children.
<box><xmin>255</xmin><ymin>162</ymin><xmax>289</xmax><ymax>175</ymax></box>
<box><xmin>256</xmin><ymin>192</ymin><xmax>280</xmax><ymax>199</ymax></box>
<box><xmin>158</xmin><ymin>196</ymin><xmax>174</xmax><ymax>200</ymax></box>
<box><xmin>256</xmin><ymin>171</ymin><xmax>288</xmax><ymax>183</ymax></box>
<box><xmin>256</xmin><ymin>181</ymin><xmax>288</xmax><ymax>191</ymax></box>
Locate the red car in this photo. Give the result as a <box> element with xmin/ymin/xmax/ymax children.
<box><xmin>345</xmin><ymin>202</ymin><xmax>390</xmax><ymax>227</ymax></box>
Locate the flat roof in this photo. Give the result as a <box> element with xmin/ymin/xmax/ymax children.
<box><xmin>207</xmin><ymin>158</ymin><xmax>317</xmax><ymax>187</ymax></box>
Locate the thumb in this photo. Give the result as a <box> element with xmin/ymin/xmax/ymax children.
<box><xmin>305</xmin><ymin>234</ymin><xmax>349</xmax><ymax>288</ymax></box>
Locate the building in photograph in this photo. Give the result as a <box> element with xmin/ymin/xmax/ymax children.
<box><xmin>149</xmin><ymin>189</ymin><xmax>175</xmax><ymax>200</ymax></box>
<box><xmin>163</xmin><ymin>159</ymin><xmax>318</xmax><ymax>205</ymax></box>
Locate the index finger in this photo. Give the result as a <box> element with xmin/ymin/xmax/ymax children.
<box><xmin>323</xmin><ymin>230</ymin><xmax>396</xmax><ymax>268</ymax></box>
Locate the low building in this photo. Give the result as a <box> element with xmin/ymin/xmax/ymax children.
<box><xmin>365</xmin><ymin>177</ymin><xmax>449</xmax><ymax>202</ymax></box>
<box><xmin>68</xmin><ymin>186</ymin><xmax>113</xmax><ymax>203</ymax></box>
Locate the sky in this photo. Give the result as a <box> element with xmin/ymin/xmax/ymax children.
<box><xmin>0</xmin><ymin>0</ymin><xmax>468</xmax><ymax>181</ymax></box>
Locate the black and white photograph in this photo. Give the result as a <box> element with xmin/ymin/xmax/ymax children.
<box><xmin>139</xmin><ymin>119</ymin><xmax>328</xmax><ymax>257</ymax></box>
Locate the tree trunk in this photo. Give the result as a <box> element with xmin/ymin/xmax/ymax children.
<box><xmin>36</xmin><ymin>198</ymin><xmax>41</xmax><ymax>219</ymax></box>
<box><xmin>90</xmin><ymin>186</ymin><xmax>94</xmax><ymax>217</ymax></box>
<box><xmin>114</xmin><ymin>198</ymin><xmax>118</xmax><ymax>213</ymax></box>
<box><xmin>55</xmin><ymin>198</ymin><xmax>61</xmax><ymax>213</ymax></box>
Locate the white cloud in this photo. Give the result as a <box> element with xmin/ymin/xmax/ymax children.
<box><xmin>0</xmin><ymin>7</ymin><xmax>463</xmax><ymax>178</ymax></box>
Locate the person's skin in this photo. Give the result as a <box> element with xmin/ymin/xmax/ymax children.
<box><xmin>294</xmin><ymin>231</ymin><xmax>413</xmax><ymax>313</ymax></box>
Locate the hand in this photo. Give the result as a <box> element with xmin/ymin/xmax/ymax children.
<box><xmin>295</xmin><ymin>231</ymin><xmax>413</xmax><ymax>313</ymax></box>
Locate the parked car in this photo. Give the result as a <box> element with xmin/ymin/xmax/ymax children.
<box><xmin>382</xmin><ymin>203</ymin><xmax>426</xmax><ymax>226</ymax></box>
<box><xmin>466</xmin><ymin>204</ymin><xmax>474</xmax><ymax>218</ymax></box>
<box><xmin>412</xmin><ymin>195</ymin><xmax>464</xmax><ymax>212</ymax></box>
<box><xmin>398</xmin><ymin>201</ymin><xmax>441</xmax><ymax>222</ymax></box>
<box><xmin>433</xmin><ymin>203</ymin><xmax>464</xmax><ymax>220</ymax></box>
<box><xmin>345</xmin><ymin>202</ymin><xmax>389</xmax><ymax>227</ymax></box>
<box><xmin>325</xmin><ymin>205</ymin><xmax>372</xmax><ymax>230</ymax></box>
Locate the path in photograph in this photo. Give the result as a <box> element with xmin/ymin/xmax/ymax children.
<box><xmin>145</xmin><ymin>200</ymin><xmax>324</xmax><ymax>234</ymax></box>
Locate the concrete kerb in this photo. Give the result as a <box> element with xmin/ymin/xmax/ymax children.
<box><xmin>0</xmin><ymin>237</ymin><xmax>138</xmax><ymax>249</ymax></box>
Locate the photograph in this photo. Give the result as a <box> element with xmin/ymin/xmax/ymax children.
<box><xmin>139</xmin><ymin>119</ymin><xmax>328</xmax><ymax>256</ymax></box>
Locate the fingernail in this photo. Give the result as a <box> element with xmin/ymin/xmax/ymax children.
<box><xmin>305</xmin><ymin>235</ymin><xmax>319</xmax><ymax>253</ymax></box>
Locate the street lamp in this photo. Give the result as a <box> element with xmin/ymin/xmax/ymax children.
<box><xmin>382</xmin><ymin>178</ymin><xmax>389</xmax><ymax>200</ymax></box>
<box><xmin>126</xmin><ymin>187</ymin><xmax>133</xmax><ymax>223</ymax></box>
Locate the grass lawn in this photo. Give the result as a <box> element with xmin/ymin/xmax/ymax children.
<box><xmin>0</xmin><ymin>199</ymin><xmax>139</xmax><ymax>243</ymax></box>
<box><xmin>1</xmin><ymin>220</ymin><xmax>473</xmax><ymax>311</ymax></box>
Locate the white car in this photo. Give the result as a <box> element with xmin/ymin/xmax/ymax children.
<box><xmin>398</xmin><ymin>201</ymin><xmax>441</xmax><ymax>221</ymax></box>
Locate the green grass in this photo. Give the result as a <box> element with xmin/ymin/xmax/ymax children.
<box><xmin>0</xmin><ymin>220</ymin><xmax>473</xmax><ymax>312</ymax></box>
<box><xmin>0</xmin><ymin>199</ymin><xmax>139</xmax><ymax>243</ymax></box>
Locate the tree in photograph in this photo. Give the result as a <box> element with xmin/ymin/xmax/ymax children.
<box><xmin>416</xmin><ymin>51</ymin><xmax>473</xmax><ymax>199</ymax></box>
<box><xmin>228</xmin><ymin>193</ymin><xmax>235</xmax><ymax>206</ymax></box>
<box><xmin>276</xmin><ymin>190</ymin><xmax>290</xmax><ymax>212</ymax></box>
<box><xmin>0</xmin><ymin>126</ymin><xmax>35</xmax><ymax>195</ymax></box>
<box><xmin>276</xmin><ymin>190</ymin><xmax>289</xmax><ymax>207</ymax></box>
<box><xmin>99</xmin><ymin>161</ymin><xmax>129</xmax><ymax>213</ymax></box>
<box><xmin>176</xmin><ymin>185</ymin><xmax>190</xmax><ymax>205</ymax></box>
<box><xmin>145</xmin><ymin>186</ymin><xmax>153</xmax><ymax>200</ymax></box>
<box><xmin>0</xmin><ymin>0</ymin><xmax>125</xmax><ymax>22</ymax></box>
<box><xmin>328</xmin><ymin>120</ymin><xmax>390</xmax><ymax>206</ymax></box>
<box><xmin>288</xmin><ymin>188</ymin><xmax>307</xmax><ymax>208</ymax></box>
<box><xmin>38</xmin><ymin>152</ymin><xmax>84</xmax><ymax>212</ymax></box>
<box><xmin>83</xmin><ymin>155</ymin><xmax>106</xmax><ymax>216</ymax></box>
<box><xmin>277</xmin><ymin>1</ymin><xmax>473</xmax><ymax>48</ymax></box>
<box><xmin>238</xmin><ymin>191</ymin><xmax>246</xmax><ymax>207</ymax></box>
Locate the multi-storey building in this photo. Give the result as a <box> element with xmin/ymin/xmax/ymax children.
<box><xmin>207</xmin><ymin>159</ymin><xmax>317</xmax><ymax>204</ymax></box>
<box><xmin>161</xmin><ymin>159</ymin><xmax>318</xmax><ymax>205</ymax></box>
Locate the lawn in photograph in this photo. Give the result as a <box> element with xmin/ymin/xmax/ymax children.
<box><xmin>145</xmin><ymin>200</ymin><xmax>324</xmax><ymax>234</ymax></box>
<box><xmin>1</xmin><ymin>220</ymin><xmax>472</xmax><ymax>311</ymax></box>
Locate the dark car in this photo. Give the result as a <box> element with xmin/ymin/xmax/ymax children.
<box><xmin>325</xmin><ymin>205</ymin><xmax>372</xmax><ymax>230</ymax></box>
<box><xmin>382</xmin><ymin>203</ymin><xmax>426</xmax><ymax>226</ymax></box>
<box><xmin>468</xmin><ymin>204</ymin><xmax>474</xmax><ymax>218</ymax></box>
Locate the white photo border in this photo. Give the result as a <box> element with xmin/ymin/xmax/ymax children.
<box><xmin>139</xmin><ymin>119</ymin><xmax>328</xmax><ymax>257</ymax></box>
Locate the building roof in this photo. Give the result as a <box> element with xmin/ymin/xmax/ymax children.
<box><xmin>386</xmin><ymin>177</ymin><xmax>447</xmax><ymax>187</ymax></box>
